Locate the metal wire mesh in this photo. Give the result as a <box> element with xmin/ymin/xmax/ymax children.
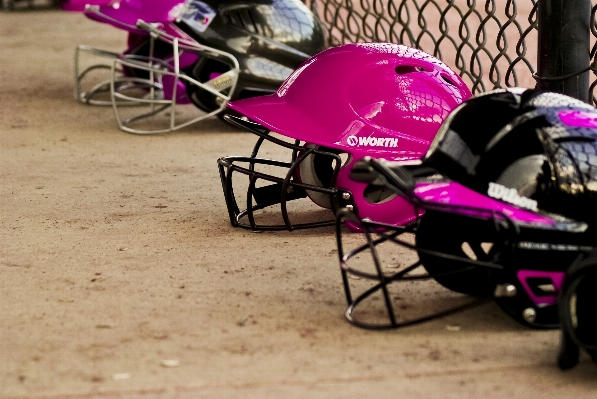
<box><xmin>305</xmin><ymin>0</ymin><xmax>597</xmax><ymax>106</ymax></box>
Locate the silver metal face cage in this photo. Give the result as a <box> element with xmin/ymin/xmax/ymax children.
<box><xmin>74</xmin><ymin>12</ymin><xmax>241</xmax><ymax>134</ymax></box>
<box><xmin>109</xmin><ymin>21</ymin><xmax>240</xmax><ymax>134</ymax></box>
<box><xmin>73</xmin><ymin>5</ymin><xmax>149</xmax><ymax>106</ymax></box>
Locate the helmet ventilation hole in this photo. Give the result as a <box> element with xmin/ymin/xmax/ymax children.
<box><xmin>441</xmin><ymin>75</ymin><xmax>456</xmax><ymax>86</ymax></box>
<box><xmin>395</xmin><ymin>65</ymin><xmax>427</xmax><ymax>74</ymax></box>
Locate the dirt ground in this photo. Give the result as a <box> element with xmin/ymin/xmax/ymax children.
<box><xmin>1</xmin><ymin>8</ymin><xmax>597</xmax><ymax>399</ymax></box>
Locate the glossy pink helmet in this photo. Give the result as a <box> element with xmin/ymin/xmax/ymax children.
<box><xmin>218</xmin><ymin>43</ymin><xmax>472</xmax><ymax>231</ymax></box>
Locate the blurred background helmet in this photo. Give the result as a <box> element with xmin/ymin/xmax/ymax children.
<box><xmin>109</xmin><ymin>20</ymin><xmax>239</xmax><ymax>134</ymax></box>
<box><xmin>108</xmin><ymin>0</ymin><xmax>326</xmax><ymax>133</ymax></box>
<box><xmin>74</xmin><ymin>0</ymin><xmax>186</xmax><ymax>106</ymax></box>
<box><xmin>176</xmin><ymin>0</ymin><xmax>326</xmax><ymax>113</ymax></box>
<box><xmin>217</xmin><ymin>43</ymin><xmax>471</xmax><ymax>230</ymax></box>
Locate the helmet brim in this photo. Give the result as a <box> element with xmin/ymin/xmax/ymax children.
<box><xmin>85</xmin><ymin>2</ymin><xmax>178</xmax><ymax>29</ymax></box>
<box><xmin>227</xmin><ymin>95</ymin><xmax>333</xmax><ymax>147</ymax></box>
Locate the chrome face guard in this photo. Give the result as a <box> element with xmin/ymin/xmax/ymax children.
<box><xmin>74</xmin><ymin>44</ymin><xmax>157</xmax><ymax>106</ymax></box>
<box><xmin>74</xmin><ymin>44</ymin><xmax>115</xmax><ymax>105</ymax></box>
<box><xmin>109</xmin><ymin>20</ymin><xmax>240</xmax><ymax>135</ymax></box>
<box><xmin>73</xmin><ymin>5</ymin><xmax>151</xmax><ymax>106</ymax></box>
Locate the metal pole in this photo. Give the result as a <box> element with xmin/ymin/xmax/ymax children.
<box><xmin>537</xmin><ymin>0</ymin><xmax>591</xmax><ymax>102</ymax></box>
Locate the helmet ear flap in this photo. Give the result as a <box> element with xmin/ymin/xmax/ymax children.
<box><xmin>416</xmin><ymin>210</ymin><xmax>500</xmax><ymax>297</ymax></box>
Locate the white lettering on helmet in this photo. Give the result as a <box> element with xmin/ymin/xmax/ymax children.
<box><xmin>487</xmin><ymin>182</ymin><xmax>538</xmax><ymax>212</ymax></box>
<box><xmin>347</xmin><ymin>135</ymin><xmax>358</xmax><ymax>146</ymax></box>
<box><xmin>346</xmin><ymin>135</ymin><xmax>399</xmax><ymax>148</ymax></box>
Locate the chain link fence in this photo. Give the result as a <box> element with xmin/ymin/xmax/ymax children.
<box><xmin>587</xmin><ymin>6</ymin><xmax>595</xmax><ymax>105</ymax></box>
<box><xmin>0</xmin><ymin>0</ymin><xmax>57</xmax><ymax>10</ymax></box>
<box><xmin>2</xmin><ymin>0</ymin><xmax>595</xmax><ymax>105</ymax></box>
<box><xmin>305</xmin><ymin>0</ymin><xmax>596</xmax><ymax>106</ymax></box>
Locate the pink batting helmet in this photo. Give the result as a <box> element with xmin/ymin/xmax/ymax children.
<box><xmin>217</xmin><ymin>43</ymin><xmax>472</xmax><ymax>231</ymax></box>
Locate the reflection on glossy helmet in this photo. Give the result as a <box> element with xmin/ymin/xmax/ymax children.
<box><xmin>217</xmin><ymin>43</ymin><xmax>471</xmax><ymax>231</ymax></box>
<box><xmin>337</xmin><ymin>88</ymin><xmax>597</xmax><ymax>330</ymax></box>
<box><xmin>109</xmin><ymin>0</ymin><xmax>326</xmax><ymax>134</ymax></box>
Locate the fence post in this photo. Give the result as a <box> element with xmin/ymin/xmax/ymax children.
<box><xmin>537</xmin><ymin>0</ymin><xmax>591</xmax><ymax>102</ymax></box>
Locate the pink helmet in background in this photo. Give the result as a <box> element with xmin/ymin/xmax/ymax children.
<box><xmin>73</xmin><ymin>0</ymin><xmax>193</xmax><ymax>106</ymax></box>
<box><xmin>218</xmin><ymin>43</ymin><xmax>472</xmax><ymax>231</ymax></box>
<box><xmin>60</xmin><ymin>0</ymin><xmax>113</xmax><ymax>12</ymax></box>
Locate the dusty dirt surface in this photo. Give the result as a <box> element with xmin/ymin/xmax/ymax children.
<box><xmin>1</xmin><ymin>8</ymin><xmax>597</xmax><ymax>399</ymax></box>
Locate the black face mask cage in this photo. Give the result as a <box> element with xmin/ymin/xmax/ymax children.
<box><xmin>340</xmin><ymin>157</ymin><xmax>597</xmax><ymax>330</ymax></box>
<box><xmin>336</xmin><ymin>157</ymin><xmax>534</xmax><ymax>330</ymax></box>
<box><xmin>217</xmin><ymin>115</ymin><xmax>346</xmax><ymax>231</ymax></box>
<box><xmin>335</xmin><ymin>201</ymin><xmax>521</xmax><ymax>330</ymax></box>
<box><xmin>558</xmin><ymin>251</ymin><xmax>597</xmax><ymax>370</ymax></box>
